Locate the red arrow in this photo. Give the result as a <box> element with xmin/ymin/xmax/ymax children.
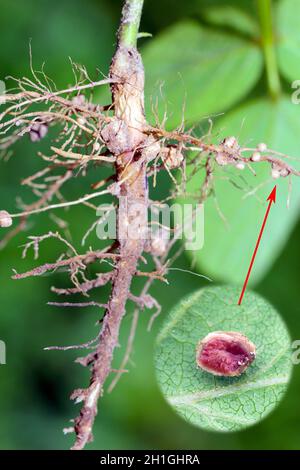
<box><xmin>238</xmin><ymin>185</ymin><xmax>277</xmax><ymax>305</ymax></box>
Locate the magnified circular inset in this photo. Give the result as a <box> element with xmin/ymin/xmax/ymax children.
<box><xmin>154</xmin><ymin>285</ymin><xmax>292</xmax><ymax>432</ymax></box>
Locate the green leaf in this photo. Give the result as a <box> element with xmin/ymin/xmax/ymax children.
<box><xmin>201</xmin><ymin>5</ymin><xmax>259</xmax><ymax>38</ymax></box>
<box><xmin>155</xmin><ymin>286</ymin><xmax>292</xmax><ymax>432</ymax></box>
<box><xmin>143</xmin><ymin>21</ymin><xmax>263</xmax><ymax>128</ymax></box>
<box><xmin>277</xmin><ymin>0</ymin><xmax>300</xmax><ymax>82</ymax></box>
<box><xmin>182</xmin><ymin>96</ymin><xmax>300</xmax><ymax>284</ymax></box>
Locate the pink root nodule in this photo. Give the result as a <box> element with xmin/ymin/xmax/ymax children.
<box><xmin>196</xmin><ymin>331</ymin><xmax>256</xmax><ymax>377</ymax></box>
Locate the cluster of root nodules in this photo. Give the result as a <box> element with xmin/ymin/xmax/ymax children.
<box><xmin>0</xmin><ymin>58</ymin><xmax>299</xmax><ymax>448</ymax></box>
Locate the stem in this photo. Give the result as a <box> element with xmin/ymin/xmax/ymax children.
<box><xmin>118</xmin><ymin>0</ymin><xmax>145</xmax><ymax>47</ymax></box>
<box><xmin>257</xmin><ymin>0</ymin><xmax>281</xmax><ymax>100</ymax></box>
<box><xmin>71</xmin><ymin>0</ymin><xmax>151</xmax><ymax>450</ymax></box>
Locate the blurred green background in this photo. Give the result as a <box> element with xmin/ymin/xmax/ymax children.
<box><xmin>1</xmin><ymin>0</ymin><xmax>300</xmax><ymax>450</ymax></box>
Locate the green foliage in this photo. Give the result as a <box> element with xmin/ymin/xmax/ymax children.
<box><xmin>0</xmin><ymin>0</ymin><xmax>115</xmax><ymax>84</ymax></box>
<box><xmin>159</xmin><ymin>0</ymin><xmax>300</xmax><ymax>284</ymax></box>
<box><xmin>277</xmin><ymin>0</ymin><xmax>300</xmax><ymax>82</ymax></box>
<box><xmin>143</xmin><ymin>21</ymin><xmax>263</xmax><ymax>127</ymax></box>
<box><xmin>200</xmin><ymin>5</ymin><xmax>259</xmax><ymax>37</ymax></box>
<box><xmin>155</xmin><ymin>286</ymin><xmax>292</xmax><ymax>432</ymax></box>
